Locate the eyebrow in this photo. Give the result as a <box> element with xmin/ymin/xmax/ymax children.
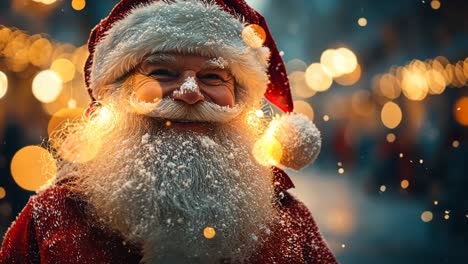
<box><xmin>201</xmin><ymin>57</ymin><xmax>230</xmax><ymax>71</ymax></box>
<box><xmin>143</xmin><ymin>54</ymin><xmax>178</xmax><ymax>65</ymax></box>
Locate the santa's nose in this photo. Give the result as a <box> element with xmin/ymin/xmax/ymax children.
<box><xmin>172</xmin><ymin>71</ymin><xmax>205</xmax><ymax>105</ymax></box>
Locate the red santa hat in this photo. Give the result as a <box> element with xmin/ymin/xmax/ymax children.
<box><xmin>84</xmin><ymin>0</ymin><xmax>321</xmax><ymax>170</ymax></box>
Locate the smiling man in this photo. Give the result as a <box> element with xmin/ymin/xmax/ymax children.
<box><xmin>0</xmin><ymin>0</ymin><xmax>337</xmax><ymax>263</ymax></box>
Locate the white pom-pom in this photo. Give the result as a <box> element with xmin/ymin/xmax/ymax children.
<box><xmin>268</xmin><ymin>113</ymin><xmax>321</xmax><ymax>170</ymax></box>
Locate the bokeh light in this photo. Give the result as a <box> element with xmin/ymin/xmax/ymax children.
<box><xmin>286</xmin><ymin>59</ymin><xmax>307</xmax><ymax>73</ymax></box>
<box><xmin>358</xmin><ymin>17</ymin><xmax>368</xmax><ymax>27</ymax></box>
<box><xmin>71</xmin><ymin>0</ymin><xmax>86</xmax><ymax>11</ymax></box>
<box><xmin>453</xmin><ymin>97</ymin><xmax>468</xmax><ymax>126</ymax></box>
<box><xmin>10</xmin><ymin>146</ymin><xmax>57</xmax><ymax>191</ymax></box>
<box><xmin>0</xmin><ymin>187</ymin><xmax>5</xmax><ymax>199</ymax></box>
<box><xmin>293</xmin><ymin>100</ymin><xmax>314</xmax><ymax>121</ymax></box>
<box><xmin>0</xmin><ymin>71</ymin><xmax>7</xmax><ymax>99</ymax></box>
<box><xmin>430</xmin><ymin>0</ymin><xmax>441</xmax><ymax>10</ymax></box>
<box><xmin>253</xmin><ymin>133</ymin><xmax>283</xmax><ymax>166</ymax></box>
<box><xmin>47</xmin><ymin>107</ymin><xmax>84</xmax><ymax>147</ymax></box>
<box><xmin>452</xmin><ymin>140</ymin><xmax>460</xmax><ymax>148</ymax></box>
<box><xmin>51</xmin><ymin>58</ymin><xmax>76</xmax><ymax>83</ymax></box>
<box><xmin>289</xmin><ymin>71</ymin><xmax>316</xmax><ymax>98</ymax></box>
<box><xmin>380</xmin><ymin>185</ymin><xmax>387</xmax><ymax>192</ymax></box>
<box><xmin>32</xmin><ymin>0</ymin><xmax>57</xmax><ymax>4</ymax></box>
<box><xmin>32</xmin><ymin>70</ymin><xmax>63</xmax><ymax>103</ymax></box>
<box><xmin>242</xmin><ymin>24</ymin><xmax>266</xmax><ymax>48</ymax></box>
<box><xmin>379</xmin><ymin>74</ymin><xmax>401</xmax><ymax>99</ymax></box>
<box><xmin>421</xmin><ymin>211</ymin><xmax>433</xmax><ymax>222</ymax></box>
<box><xmin>401</xmin><ymin>179</ymin><xmax>410</xmax><ymax>189</ymax></box>
<box><xmin>334</xmin><ymin>48</ymin><xmax>358</xmax><ymax>76</ymax></box>
<box><xmin>203</xmin><ymin>226</ymin><xmax>216</xmax><ymax>239</ymax></box>
<box><xmin>334</xmin><ymin>64</ymin><xmax>361</xmax><ymax>86</ymax></box>
<box><xmin>305</xmin><ymin>63</ymin><xmax>333</xmax><ymax>92</ymax></box>
<box><xmin>386</xmin><ymin>133</ymin><xmax>396</xmax><ymax>143</ymax></box>
<box><xmin>381</xmin><ymin>101</ymin><xmax>402</xmax><ymax>129</ymax></box>
<box><xmin>28</xmin><ymin>38</ymin><xmax>53</xmax><ymax>67</ymax></box>
<box><xmin>133</xmin><ymin>73</ymin><xmax>163</xmax><ymax>103</ymax></box>
<box><xmin>401</xmin><ymin>65</ymin><xmax>429</xmax><ymax>101</ymax></box>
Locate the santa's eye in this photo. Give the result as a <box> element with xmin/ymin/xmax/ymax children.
<box><xmin>149</xmin><ymin>69</ymin><xmax>177</xmax><ymax>81</ymax></box>
<box><xmin>199</xmin><ymin>72</ymin><xmax>230</xmax><ymax>86</ymax></box>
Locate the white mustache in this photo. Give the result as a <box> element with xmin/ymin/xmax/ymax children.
<box><xmin>129</xmin><ymin>94</ymin><xmax>243</xmax><ymax>123</ymax></box>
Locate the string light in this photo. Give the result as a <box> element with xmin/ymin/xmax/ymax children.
<box><xmin>0</xmin><ymin>71</ymin><xmax>7</xmax><ymax>99</ymax></box>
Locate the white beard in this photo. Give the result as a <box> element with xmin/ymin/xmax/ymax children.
<box><xmin>56</xmin><ymin>112</ymin><xmax>275</xmax><ymax>263</ymax></box>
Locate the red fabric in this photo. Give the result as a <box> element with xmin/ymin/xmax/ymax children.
<box><xmin>84</xmin><ymin>0</ymin><xmax>294</xmax><ymax>113</ymax></box>
<box><xmin>0</xmin><ymin>171</ymin><xmax>336</xmax><ymax>263</ymax></box>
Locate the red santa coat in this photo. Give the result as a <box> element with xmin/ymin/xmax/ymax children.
<box><xmin>0</xmin><ymin>168</ymin><xmax>337</xmax><ymax>263</ymax></box>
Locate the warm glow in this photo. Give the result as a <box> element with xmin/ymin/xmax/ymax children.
<box><xmin>451</xmin><ymin>62</ymin><xmax>465</xmax><ymax>87</ymax></box>
<box><xmin>454</xmin><ymin>97</ymin><xmax>468</xmax><ymax>126</ymax></box>
<box><xmin>293</xmin><ymin>100</ymin><xmax>314</xmax><ymax>121</ymax></box>
<box><xmin>464</xmin><ymin>58</ymin><xmax>468</xmax><ymax>79</ymax></box>
<box><xmin>334</xmin><ymin>64</ymin><xmax>362</xmax><ymax>86</ymax></box>
<box><xmin>0</xmin><ymin>187</ymin><xmax>5</xmax><ymax>199</ymax></box>
<box><xmin>255</xmin><ymin>109</ymin><xmax>264</xmax><ymax>118</ymax></box>
<box><xmin>323</xmin><ymin>115</ymin><xmax>330</xmax><ymax>122</ymax></box>
<box><xmin>33</xmin><ymin>0</ymin><xmax>57</xmax><ymax>5</ymax></box>
<box><xmin>381</xmin><ymin>101</ymin><xmax>402</xmax><ymax>129</ymax></box>
<box><xmin>286</xmin><ymin>59</ymin><xmax>307</xmax><ymax>73</ymax></box>
<box><xmin>72</xmin><ymin>0</ymin><xmax>86</xmax><ymax>11</ymax></box>
<box><xmin>289</xmin><ymin>71</ymin><xmax>316</xmax><ymax>98</ymax></box>
<box><xmin>203</xmin><ymin>226</ymin><xmax>216</xmax><ymax>239</ymax></box>
<box><xmin>320</xmin><ymin>49</ymin><xmax>340</xmax><ymax>77</ymax></box>
<box><xmin>320</xmin><ymin>48</ymin><xmax>357</xmax><ymax>77</ymax></box>
<box><xmin>430</xmin><ymin>0</ymin><xmax>441</xmax><ymax>10</ymax></box>
<box><xmin>253</xmin><ymin>133</ymin><xmax>283</xmax><ymax>166</ymax></box>
<box><xmin>421</xmin><ymin>211</ymin><xmax>433</xmax><ymax>222</ymax></box>
<box><xmin>379</xmin><ymin>74</ymin><xmax>401</xmax><ymax>99</ymax></box>
<box><xmin>434</xmin><ymin>200</ymin><xmax>438</xmax><ymax>205</ymax></box>
<box><xmin>51</xmin><ymin>58</ymin><xmax>76</xmax><ymax>83</ymax></box>
<box><xmin>305</xmin><ymin>63</ymin><xmax>333</xmax><ymax>92</ymax></box>
<box><xmin>334</xmin><ymin>48</ymin><xmax>358</xmax><ymax>76</ymax></box>
<box><xmin>28</xmin><ymin>38</ymin><xmax>53</xmax><ymax>67</ymax></box>
<box><xmin>325</xmin><ymin>208</ymin><xmax>355</xmax><ymax>235</ymax></box>
<box><xmin>401</xmin><ymin>179</ymin><xmax>410</xmax><ymax>189</ymax></box>
<box><xmin>133</xmin><ymin>73</ymin><xmax>163</xmax><ymax>103</ymax></box>
<box><xmin>242</xmin><ymin>24</ymin><xmax>266</xmax><ymax>48</ymax></box>
<box><xmin>48</xmin><ymin>108</ymin><xmax>84</xmax><ymax>147</ymax></box>
<box><xmin>32</xmin><ymin>70</ymin><xmax>63</xmax><ymax>103</ymax></box>
<box><xmin>452</xmin><ymin>140</ymin><xmax>460</xmax><ymax>148</ymax></box>
<box><xmin>11</xmin><ymin>146</ymin><xmax>57</xmax><ymax>191</ymax></box>
<box><xmin>0</xmin><ymin>71</ymin><xmax>7</xmax><ymax>99</ymax></box>
<box><xmin>358</xmin><ymin>17</ymin><xmax>367</xmax><ymax>27</ymax></box>
<box><xmin>426</xmin><ymin>69</ymin><xmax>446</xmax><ymax>94</ymax></box>
<box><xmin>380</xmin><ymin>185</ymin><xmax>386</xmax><ymax>192</ymax></box>
<box><xmin>58</xmin><ymin>105</ymin><xmax>116</xmax><ymax>163</ymax></box>
<box><xmin>401</xmin><ymin>67</ymin><xmax>428</xmax><ymax>101</ymax></box>
<box><xmin>386</xmin><ymin>133</ymin><xmax>396</xmax><ymax>143</ymax></box>
<box><xmin>338</xmin><ymin>168</ymin><xmax>345</xmax><ymax>174</ymax></box>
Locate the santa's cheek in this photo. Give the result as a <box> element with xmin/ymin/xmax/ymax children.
<box><xmin>133</xmin><ymin>74</ymin><xmax>163</xmax><ymax>103</ymax></box>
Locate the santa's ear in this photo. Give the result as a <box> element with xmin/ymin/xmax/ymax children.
<box><xmin>267</xmin><ymin>113</ymin><xmax>321</xmax><ymax>170</ymax></box>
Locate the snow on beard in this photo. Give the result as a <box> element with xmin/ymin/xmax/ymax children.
<box><xmin>54</xmin><ymin>81</ymin><xmax>275</xmax><ymax>262</ymax></box>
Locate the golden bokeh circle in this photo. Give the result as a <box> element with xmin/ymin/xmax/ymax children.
<box><xmin>454</xmin><ymin>96</ymin><xmax>468</xmax><ymax>126</ymax></box>
<box><xmin>305</xmin><ymin>63</ymin><xmax>333</xmax><ymax>92</ymax></box>
<box><xmin>381</xmin><ymin>101</ymin><xmax>402</xmax><ymax>129</ymax></box>
<box><xmin>203</xmin><ymin>226</ymin><xmax>216</xmax><ymax>239</ymax></box>
<box><xmin>32</xmin><ymin>70</ymin><xmax>63</xmax><ymax>103</ymax></box>
<box><xmin>293</xmin><ymin>100</ymin><xmax>315</xmax><ymax>121</ymax></box>
<box><xmin>0</xmin><ymin>71</ymin><xmax>7</xmax><ymax>99</ymax></box>
<box><xmin>11</xmin><ymin>146</ymin><xmax>57</xmax><ymax>191</ymax></box>
<box><xmin>51</xmin><ymin>58</ymin><xmax>76</xmax><ymax>83</ymax></box>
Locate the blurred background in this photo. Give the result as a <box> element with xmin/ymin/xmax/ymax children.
<box><xmin>0</xmin><ymin>0</ymin><xmax>467</xmax><ymax>263</ymax></box>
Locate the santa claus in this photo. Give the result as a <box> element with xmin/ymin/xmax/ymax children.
<box><xmin>0</xmin><ymin>0</ymin><xmax>337</xmax><ymax>263</ymax></box>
